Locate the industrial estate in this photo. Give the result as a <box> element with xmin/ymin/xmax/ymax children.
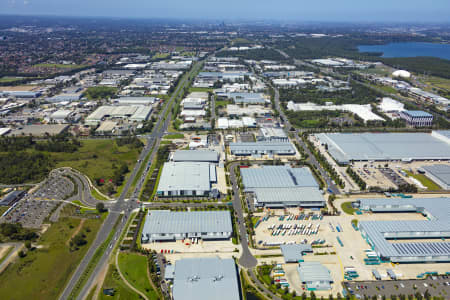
<box><xmin>0</xmin><ymin>12</ymin><xmax>449</xmax><ymax>300</ymax></box>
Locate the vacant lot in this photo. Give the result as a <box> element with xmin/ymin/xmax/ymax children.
<box><xmin>100</xmin><ymin>264</ymin><xmax>141</xmax><ymax>300</ymax></box>
<box><xmin>0</xmin><ymin>215</ymin><xmax>103</xmax><ymax>300</ymax></box>
<box><xmin>118</xmin><ymin>252</ymin><xmax>159</xmax><ymax>299</ymax></box>
<box><xmin>53</xmin><ymin>139</ymin><xmax>141</xmax><ymax>195</ymax></box>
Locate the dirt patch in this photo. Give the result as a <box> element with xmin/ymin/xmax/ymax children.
<box><xmin>66</xmin><ymin>219</ymin><xmax>85</xmax><ymax>246</ymax></box>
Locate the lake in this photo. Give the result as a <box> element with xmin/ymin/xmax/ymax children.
<box><xmin>358</xmin><ymin>42</ymin><xmax>450</xmax><ymax>60</ymax></box>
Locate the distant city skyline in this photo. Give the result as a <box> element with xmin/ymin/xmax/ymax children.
<box><xmin>1</xmin><ymin>0</ymin><xmax>450</xmax><ymax>23</ymax></box>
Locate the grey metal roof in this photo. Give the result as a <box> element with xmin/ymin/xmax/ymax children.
<box><xmin>157</xmin><ymin>162</ymin><xmax>213</xmax><ymax>192</ymax></box>
<box><xmin>143</xmin><ymin>210</ymin><xmax>232</xmax><ymax>235</ymax></box>
<box><xmin>315</xmin><ymin>132</ymin><xmax>450</xmax><ymax>163</ymax></box>
<box><xmin>281</xmin><ymin>244</ymin><xmax>313</xmax><ymax>262</ymax></box>
<box><xmin>297</xmin><ymin>262</ymin><xmax>332</xmax><ymax>287</ymax></box>
<box><xmin>358</xmin><ymin>197</ymin><xmax>450</xmax><ymax>261</ymax></box>
<box><xmin>172</xmin><ymin>150</ymin><xmax>219</xmax><ymax>163</ymax></box>
<box><xmin>241</xmin><ymin>166</ymin><xmax>318</xmax><ymax>188</ymax></box>
<box><xmin>252</xmin><ymin>187</ymin><xmax>325</xmax><ymax>206</ymax></box>
<box><xmin>172</xmin><ymin>257</ymin><xmax>240</xmax><ymax>300</ymax></box>
<box><xmin>230</xmin><ymin>142</ymin><xmax>295</xmax><ymax>155</ymax></box>
<box><xmin>402</xmin><ymin>110</ymin><xmax>433</xmax><ymax>118</ymax></box>
<box><xmin>422</xmin><ymin>165</ymin><xmax>450</xmax><ymax>187</ymax></box>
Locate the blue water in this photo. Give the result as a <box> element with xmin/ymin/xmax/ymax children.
<box><xmin>358</xmin><ymin>42</ymin><xmax>450</xmax><ymax>60</ymax></box>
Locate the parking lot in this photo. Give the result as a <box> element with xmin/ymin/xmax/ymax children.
<box><xmin>32</xmin><ymin>172</ymin><xmax>74</xmax><ymax>200</ymax></box>
<box><xmin>344</xmin><ymin>275</ymin><xmax>450</xmax><ymax>299</ymax></box>
<box><xmin>253</xmin><ymin>210</ymin><xmax>328</xmax><ymax>247</ymax></box>
<box><xmin>1</xmin><ymin>199</ymin><xmax>59</xmax><ymax>228</ymax></box>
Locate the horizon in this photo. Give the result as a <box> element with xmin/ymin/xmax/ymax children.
<box><xmin>1</xmin><ymin>0</ymin><xmax>450</xmax><ymax>23</ymax></box>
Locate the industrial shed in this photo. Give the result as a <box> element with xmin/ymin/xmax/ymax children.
<box><xmin>141</xmin><ymin>210</ymin><xmax>233</xmax><ymax>243</ymax></box>
<box><xmin>172</xmin><ymin>150</ymin><xmax>219</xmax><ymax>163</ymax></box>
<box><xmin>240</xmin><ymin>166</ymin><xmax>325</xmax><ymax>208</ymax></box>
<box><xmin>315</xmin><ymin>132</ymin><xmax>450</xmax><ymax>164</ymax></box>
<box><xmin>229</xmin><ymin>142</ymin><xmax>296</xmax><ymax>157</ymax></box>
<box><xmin>297</xmin><ymin>262</ymin><xmax>333</xmax><ymax>291</ymax></box>
<box><xmin>421</xmin><ymin>165</ymin><xmax>450</xmax><ymax>190</ymax></box>
<box><xmin>172</xmin><ymin>257</ymin><xmax>241</xmax><ymax>300</ymax></box>
<box><xmin>357</xmin><ymin>197</ymin><xmax>450</xmax><ymax>263</ymax></box>
<box><xmin>280</xmin><ymin>244</ymin><xmax>313</xmax><ymax>263</ymax></box>
<box><xmin>156</xmin><ymin>162</ymin><xmax>216</xmax><ymax>197</ymax></box>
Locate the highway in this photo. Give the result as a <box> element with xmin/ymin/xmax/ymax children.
<box><xmin>59</xmin><ymin>61</ymin><xmax>201</xmax><ymax>300</ymax></box>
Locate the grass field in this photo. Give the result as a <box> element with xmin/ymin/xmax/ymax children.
<box><xmin>163</xmin><ymin>133</ymin><xmax>184</xmax><ymax>139</ymax></box>
<box><xmin>0</xmin><ymin>216</ymin><xmax>103</xmax><ymax>299</ymax></box>
<box><xmin>0</xmin><ymin>76</ymin><xmax>24</xmax><ymax>83</ymax></box>
<box><xmin>117</xmin><ymin>252</ymin><xmax>159</xmax><ymax>299</ymax></box>
<box><xmin>341</xmin><ymin>201</ymin><xmax>356</xmax><ymax>215</ymax></box>
<box><xmin>152</xmin><ymin>52</ymin><xmax>170</xmax><ymax>59</ymax></box>
<box><xmin>33</xmin><ymin>63</ymin><xmax>86</xmax><ymax>69</ymax></box>
<box><xmin>100</xmin><ymin>264</ymin><xmax>141</xmax><ymax>300</ymax></box>
<box><xmin>404</xmin><ymin>170</ymin><xmax>441</xmax><ymax>190</ymax></box>
<box><xmin>53</xmin><ymin>139</ymin><xmax>141</xmax><ymax>195</ymax></box>
<box><xmin>189</xmin><ymin>87</ymin><xmax>213</xmax><ymax>92</ymax></box>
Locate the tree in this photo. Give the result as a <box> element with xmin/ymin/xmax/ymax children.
<box><xmin>25</xmin><ymin>240</ymin><xmax>32</xmax><ymax>249</ymax></box>
<box><xmin>96</xmin><ymin>202</ymin><xmax>106</xmax><ymax>213</ymax></box>
<box><xmin>18</xmin><ymin>250</ymin><xmax>26</xmax><ymax>258</ymax></box>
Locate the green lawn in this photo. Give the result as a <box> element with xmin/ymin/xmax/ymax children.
<box><xmin>100</xmin><ymin>264</ymin><xmax>141</xmax><ymax>300</ymax></box>
<box><xmin>0</xmin><ymin>76</ymin><xmax>24</xmax><ymax>83</ymax></box>
<box><xmin>0</xmin><ymin>216</ymin><xmax>103</xmax><ymax>300</ymax></box>
<box><xmin>53</xmin><ymin>139</ymin><xmax>141</xmax><ymax>195</ymax></box>
<box><xmin>341</xmin><ymin>201</ymin><xmax>356</xmax><ymax>215</ymax></box>
<box><xmin>215</xmin><ymin>100</ymin><xmax>229</xmax><ymax>108</ymax></box>
<box><xmin>0</xmin><ymin>206</ymin><xmax>8</xmax><ymax>216</ymax></box>
<box><xmin>189</xmin><ymin>87</ymin><xmax>213</xmax><ymax>92</ymax></box>
<box><xmin>404</xmin><ymin>170</ymin><xmax>441</xmax><ymax>190</ymax></box>
<box><xmin>152</xmin><ymin>52</ymin><xmax>170</xmax><ymax>59</ymax></box>
<box><xmin>91</xmin><ymin>188</ymin><xmax>109</xmax><ymax>201</ymax></box>
<box><xmin>117</xmin><ymin>252</ymin><xmax>160</xmax><ymax>299</ymax></box>
<box><xmin>163</xmin><ymin>133</ymin><xmax>184</xmax><ymax>139</ymax></box>
<box><xmin>33</xmin><ymin>63</ymin><xmax>86</xmax><ymax>69</ymax></box>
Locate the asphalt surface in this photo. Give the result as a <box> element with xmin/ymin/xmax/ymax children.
<box><xmin>59</xmin><ymin>62</ymin><xmax>201</xmax><ymax>300</ymax></box>
<box><xmin>229</xmin><ymin>161</ymin><xmax>258</xmax><ymax>269</ymax></box>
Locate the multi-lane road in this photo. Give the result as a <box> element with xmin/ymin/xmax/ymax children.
<box><xmin>59</xmin><ymin>61</ymin><xmax>202</xmax><ymax>300</ymax></box>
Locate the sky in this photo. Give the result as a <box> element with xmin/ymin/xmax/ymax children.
<box><xmin>1</xmin><ymin>0</ymin><xmax>450</xmax><ymax>22</ymax></box>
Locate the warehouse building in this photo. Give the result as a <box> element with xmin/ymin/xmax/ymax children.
<box><xmin>172</xmin><ymin>257</ymin><xmax>240</xmax><ymax>300</ymax></box>
<box><xmin>240</xmin><ymin>166</ymin><xmax>325</xmax><ymax>208</ymax></box>
<box><xmin>421</xmin><ymin>165</ymin><xmax>450</xmax><ymax>190</ymax></box>
<box><xmin>315</xmin><ymin>132</ymin><xmax>450</xmax><ymax>164</ymax></box>
<box><xmin>399</xmin><ymin>110</ymin><xmax>433</xmax><ymax>127</ymax></box>
<box><xmin>141</xmin><ymin>210</ymin><xmax>233</xmax><ymax>242</ymax></box>
<box><xmin>85</xmin><ymin>105</ymin><xmax>152</xmax><ymax>125</ymax></box>
<box><xmin>171</xmin><ymin>150</ymin><xmax>219</xmax><ymax>163</ymax></box>
<box><xmin>229</xmin><ymin>141</ymin><xmax>296</xmax><ymax>157</ymax></box>
<box><xmin>357</xmin><ymin>197</ymin><xmax>450</xmax><ymax>263</ymax></box>
<box><xmin>257</xmin><ymin>127</ymin><xmax>288</xmax><ymax>142</ymax></box>
<box><xmin>297</xmin><ymin>262</ymin><xmax>333</xmax><ymax>291</ymax></box>
<box><xmin>280</xmin><ymin>244</ymin><xmax>313</xmax><ymax>263</ymax></box>
<box><xmin>156</xmin><ymin>161</ymin><xmax>217</xmax><ymax>197</ymax></box>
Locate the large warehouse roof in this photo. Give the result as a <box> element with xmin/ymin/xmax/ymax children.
<box><xmin>143</xmin><ymin>210</ymin><xmax>232</xmax><ymax>236</ymax></box>
<box><xmin>172</xmin><ymin>150</ymin><xmax>219</xmax><ymax>163</ymax></box>
<box><xmin>422</xmin><ymin>165</ymin><xmax>450</xmax><ymax>189</ymax></box>
<box><xmin>358</xmin><ymin>197</ymin><xmax>450</xmax><ymax>262</ymax></box>
<box><xmin>157</xmin><ymin>162</ymin><xmax>213</xmax><ymax>192</ymax></box>
<box><xmin>241</xmin><ymin>166</ymin><xmax>318</xmax><ymax>188</ymax></box>
<box><xmin>172</xmin><ymin>257</ymin><xmax>240</xmax><ymax>300</ymax></box>
<box><xmin>241</xmin><ymin>166</ymin><xmax>325</xmax><ymax>207</ymax></box>
<box><xmin>252</xmin><ymin>187</ymin><xmax>324</xmax><ymax>206</ymax></box>
<box><xmin>315</xmin><ymin>132</ymin><xmax>450</xmax><ymax>164</ymax></box>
